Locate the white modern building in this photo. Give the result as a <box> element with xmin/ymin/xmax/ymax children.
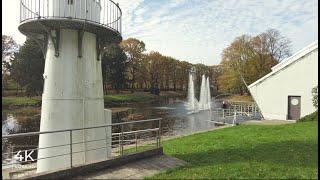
<box><xmin>248</xmin><ymin>41</ymin><xmax>318</xmax><ymax>120</ymax></box>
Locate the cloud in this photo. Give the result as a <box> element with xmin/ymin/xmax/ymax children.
<box><xmin>2</xmin><ymin>0</ymin><xmax>318</xmax><ymax>65</ymax></box>
<box><xmin>117</xmin><ymin>0</ymin><xmax>318</xmax><ymax>65</ymax></box>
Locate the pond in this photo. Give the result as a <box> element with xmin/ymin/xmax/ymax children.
<box><xmin>2</xmin><ymin>98</ymin><xmax>223</xmax><ymax>164</ymax></box>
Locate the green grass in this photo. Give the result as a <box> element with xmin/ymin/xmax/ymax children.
<box><xmin>2</xmin><ymin>96</ymin><xmax>41</xmax><ymax>107</ymax></box>
<box><xmin>104</xmin><ymin>93</ymin><xmax>160</xmax><ymax>104</ymax></box>
<box><xmin>148</xmin><ymin>122</ymin><xmax>318</xmax><ymax>179</ymax></box>
<box><xmin>1</xmin><ymin>93</ymin><xmax>160</xmax><ymax>107</ymax></box>
<box><xmin>118</xmin><ymin>143</ymin><xmax>158</xmax><ymax>155</ymax></box>
<box><xmin>223</xmin><ymin>95</ymin><xmax>253</xmax><ymax>102</ymax></box>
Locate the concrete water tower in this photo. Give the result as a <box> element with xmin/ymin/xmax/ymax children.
<box><xmin>18</xmin><ymin>0</ymin><xmax>122</xmax><ymax>173</ymax></box>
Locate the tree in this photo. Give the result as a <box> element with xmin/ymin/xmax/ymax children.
<box><xmin>263</xmin><ymin>29</ymin><xmax>291</xmax><ymax>62</ymax></box>
<box><xmin>218</xmin><ymin>35</ymin><xmax>253</xmax><ymax>94</ymax></box>
<box><xmin>2</xmin><ymin>35</ymin><xmax>19</xmax><ymax>62</ymax></box>
<box><xmin>208</xmin><ymin>65</ymin><xmax>222</xmax><ymax>95</ymax></box>
<box><xmin>217</xmin><ymin>29</ymin><xmax>291</xmax><ymax>94</ymax></box>
<box><xmin>2</xmin><ymin>35</ymin><xmax>19</xmax><ymax>91</ymax></box>
<box><xmin>120</xmin><ymin>38</ymin><xmax>146</xmax><ymax>92</ymax></box>
<box><xmin>102</xmin><ymin>43</ymin><xmax>127</xmax><ymax>94</ymax></box>
<box><xmin>11</xmin><ymin>39</ymin><xmax>44</xmax><ymax>96</ymax></box>
<box><xmin>146</xmin><ymin>51</ymin><xmax>163</xmax><ymax>94</ymax></box>
<box><xmin>249</xmin><ymin>29</ymin><xmax>291</xmax><ymax>79</ymax></box>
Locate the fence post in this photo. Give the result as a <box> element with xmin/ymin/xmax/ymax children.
<box><xmin>118</xmin><ymin>134</ymin><xmax>120</xmax><ymax>155</ymax></box>
<box><xmin>232</xmin><ymin>112</ymin><xmax>237</xmax><ymax>126</ymax></box>
<box><xmin>222</xmin><ymin>109</ymin><xmax>224</xmax><ymax>118</ymax></box>
<box><xmin>69</xmin><ymin>130</ymin><xmax>73</xmax><ymax>168</ymax></box>
<box><xmin>106</xmin><ymin>126</ymin><xmax>109</xmax><ymax>158</ymax></box>
<box><xmin>158</xmin><ymin>119</ymin><xmax>161</xmax><ymax>147</ymax></box>
<box><xmin>135</xmin><ymin>132</ymin><xmax>137</xmax><ymax>152</ymax></box>
<box><xmin>120</xmin><ymin>124</ymin><xmax>124</xmax><ymax>156</ymax></box>
<box><xmin>38</xmin><ymin>0</ymin><xmax>40</xmax><ymax>17</ymax></box>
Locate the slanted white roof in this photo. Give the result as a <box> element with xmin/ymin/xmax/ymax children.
<box><xmin>248</xmin><ymin>41</ymin><xmax>318</xmax><ymax>88</ymax></box>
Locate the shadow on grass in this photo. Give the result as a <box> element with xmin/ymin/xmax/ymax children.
<box><xmin>170</xmin><ymin>140</ymin><xmax>317</xmax><ymax>168</ymax></box>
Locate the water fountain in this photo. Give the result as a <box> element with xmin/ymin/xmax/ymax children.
<box><xmin>199</xmin><ymin>75</ymin><xmax>208</xmax><ymax>110</ymax></box>
<box><xmin>2</xmin><ymin>116</ymin><xmax>21</xmax><ymax>169</ymax></box>
<box><xmin>186</xmin><ymin>71</ymin><xmax>199</xmax><ymax>113</ymax></box>
<box><xmin>206</xmin><ymin>77</ymin><xmax>211</xmax><ymax>110</ymax></box>
<box><xmin>186</xmin><ymin>72</ymin><xmax>212</xmax><ymax>113</ymax></box>
<box><xmin>198</xmin><ymin>75</ymin><xmax>212</xmax><ymax>111</ymax></box>
<box><xmin>2</xmin><ymin>116</ymin><xmax>20</xmax><ymax>136</ymax></box>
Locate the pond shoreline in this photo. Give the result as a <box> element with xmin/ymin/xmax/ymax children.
<box><xmin>2</xmin><ymin>91</ymin><xmax>186</xmax><ymax>109</ymax></box>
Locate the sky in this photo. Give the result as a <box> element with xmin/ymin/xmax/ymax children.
<box><xmin>2</xmin><ymin>0</ymin><xmax>318</xmax><ymax>65</ymax></box>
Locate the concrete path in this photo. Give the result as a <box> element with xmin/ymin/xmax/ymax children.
<box><xmin>73</xmin><ymin>155</ymin><xmax>187</xmax><ymax>179</ymax></box>
<box><xmin>242</xmin><ymin>120</ymin><xmax>296</xmax><ymax>125</ymax></box>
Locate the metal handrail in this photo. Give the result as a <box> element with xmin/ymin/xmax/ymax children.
<box><xmin>19</xmin><ymin>0</ymin><xmax>122</xmax><ymax>34</ymax></box>
<box><xmin>3</xmin><ymin>118</ymin><xmax>161</xmax><ymax>138</ymax></box>
<box><xmin>3</xmin><ymin>128</ymin><xmax>160</xmax><ymax>156</ymax></box>
<box><xmin>2</xmin><ymin>118</ymin><xmax>162</xmax><ymax>176</ymax></box>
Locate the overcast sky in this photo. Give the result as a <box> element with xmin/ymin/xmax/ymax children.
<box><xmin>2</xmin><ymin>0</ymin><xmax>318</xmax><ymax>65</ymax></box>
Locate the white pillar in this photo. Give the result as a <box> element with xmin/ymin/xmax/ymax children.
<box><xmin>37</xmin><ymin>29</ymin><xmax>111</xmax><ymax>173</ymax></box>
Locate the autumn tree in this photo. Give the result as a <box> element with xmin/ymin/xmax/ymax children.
<box><xmin>217</xmin><ymin>29</ymin><xmax>291</xmax><ymax>94</ymax></box>
<box><xmin>208</xmin><ymin>65</ymin><xmax>222</xmax><ymax>95</ymax></box>
<box><xmin>147</xmin><ymin>51</ymin><xmax>163</xmax><ymax>94</ymax></box>
<box><xmin>120</xmin><ymin>38</ymin><xmax>146</xmax><ymax>92</ymax></box>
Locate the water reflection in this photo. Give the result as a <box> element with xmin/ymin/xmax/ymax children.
<box><xmin>2</xmin><ymin>98</ymin><xmax>220</xmax><ymax>157</ymax></box>
<box><xmin>112</xmin><ymin>98</ymin><xmax>217</xmax><ymax>137</ymax></box>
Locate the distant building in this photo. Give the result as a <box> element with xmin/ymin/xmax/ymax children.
<box><xmin>249</xmin><ymin>41</ymin><xmax>318</xmax><ymax>120</ymax></box>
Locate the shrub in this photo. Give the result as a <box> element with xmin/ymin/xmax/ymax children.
<box><xmin>298</xmin><ymin>111</ymin><xmax>318</xmax><ymax>122</ymax></box>
<box><xmin>312</xmin><ymin>86</ymin><xmax>318</xmax><ymax>109</ymax></box>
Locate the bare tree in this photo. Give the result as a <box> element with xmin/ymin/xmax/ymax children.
<box><xmin>265</xmin><ymin>29</ymin><xmax>292</xmax><ymax>62</ymax></box>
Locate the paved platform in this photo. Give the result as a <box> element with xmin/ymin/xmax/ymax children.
<box><xmin>73</xmin><ymin>155</ymin><xmax>187</xmax><ymax>179</ymax></box>
<box><xmin>242</xmin><ymin>120</ymin><xmax>296</xmax><ymax>125</ymax></box>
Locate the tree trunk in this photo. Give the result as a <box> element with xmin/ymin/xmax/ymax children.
<box><xmin>103</xmin><ymin>81</ymin><xmax>107</xmax><ymax>95</ymax></box>
<box><xmin>131</xmin><ymin>68</ymin><xmax>135</xmax><ymax>93</ymax></box>
<box><xmin>16</xmin><ymin>84</ymin><xmax>19</xmax><ymax>96</ymax></box>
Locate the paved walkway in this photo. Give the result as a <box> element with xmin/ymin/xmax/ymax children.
<box><xmin>73</xmin><ymin>155</ymin><xmax>187</xmax><ymax>179</ymax></box>
<box><xmin>242</xmin><ymin>120</ymin><xmax>296</xmax><ymax>125</ymax></box>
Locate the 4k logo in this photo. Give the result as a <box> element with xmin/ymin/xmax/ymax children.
<box><xmin>14</xmin><ymin>150</ymin><xmax>35</xmax><ymax>162</ymax></box>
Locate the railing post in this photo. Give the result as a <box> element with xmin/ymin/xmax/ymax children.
<box><xmin>69</xmin><ymin>130</ymin><xmax>73</xmax><ymax>168</ymax></box>
<box><xmin>135</xmin><ymin>132</ymin><xmax>137</xmax><ymax>152</ymax></box>
<box><xmin>120</xmin><ymin>124</ymin><xmax>124</xmax><ymax>156</ymax></box>
<box><xmin>47</xmin><ymin>0</ymin><xmax>49</xmax><ymax>17</ymax></box>
<box><xmin>20</xmin><ymin>0</ymin><xmax>22</xmax><ymax>22</ymax></box>
<box><xmin>158</xmin><ymin>119</ymin><xmax>161</xmax><ymax>147</ymax></box>
<box><xmin>106</xmin><ymin>127</ymin><xmax>109</xmax><ymax>158</ymax></box>
<box><xmin>38</xmin><ymin>0</ymin><xmax>40</xmax><ymax>18</ymax></box>
<box><xmin>222</xmin><ymin>109</ymin><xmax>225</xmax><ymax>118</ymax></box>
<box><xmin>118</xmin><ymin>134</ymin><xmax>120</xmax><ymax>156</ymax></box>
<box><xmin>11</xmin><ymin>145</ymin><xmax>14</xmax><ymax>170</ymax></box>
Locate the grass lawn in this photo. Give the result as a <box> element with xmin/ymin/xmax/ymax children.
<box><xmin>104</xmin><ymin>93</ymin><xmax>159</xmax><ymax>104</ymax></box>
<box><xmin>149</xmin><ymin>121</ymin><xmax>318</xmax><ymax>179</ymax></box>
<box><xmin>2</xmin><ymin>92</ymin><xmax>179</xmax><ymax>107</ymax></box>
<box><xmin>2</xmin><ymin>96</ymin><xmax>41</xmax><ymax>107</ymax></box>
<box><xmin>223</xmin><ymin>94</ymin><xmax>253</xmax><ymax>102</ymax></box>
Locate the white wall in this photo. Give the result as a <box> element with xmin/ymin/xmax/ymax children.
<box><xmin>37</xmin><ymin>29</ymin><xmax>111</xmax><ymax>173</ymax></box>
<box><xmin>51</xmin><ymin>0</ymin><xmax>101</xmax><ymax>22</ymax></box>
<box><xmin>249</xmin><ymin>48</ymin><xmax>318</xmax><ymax>120</ymax></box>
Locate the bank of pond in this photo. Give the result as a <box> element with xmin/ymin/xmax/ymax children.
<box><xmin>2</xmin><ymin>92</ymin><xmax>185</xmax><ymax>108</ymax></box>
